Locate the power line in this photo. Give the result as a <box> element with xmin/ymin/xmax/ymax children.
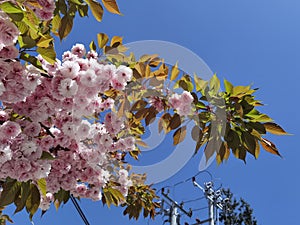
<box><xmin>192</xmin><ymin>206</ymin><xmax>208</xmax><ymax>212</ymax></box>
<box><xmin>157</xmin><ymin>170</ymin><xmax>214</xmax><ymax>194</ymax></box>
<box><xmin>160</xmin><ymin>188</ymin><xmax>193</xmax><ymax>225</ymax></box>
<box><xmin>182</xmin><ymin>196</ymin><xmax>206</xmax><ymax>204</ymax></box>
<box><xmin>70</xmin><ymin>195</ymin><xmax>91</xmax><ymax>225</ymax></box>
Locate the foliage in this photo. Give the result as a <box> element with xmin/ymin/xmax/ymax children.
<box><xmin>0</xmin><ymin>0</ymin><xmax>288</xmax><ymax>222</ymax></box>
<box><xmin>0</xmin><ymin>207</ymin><xmax>13</xmax><ymax>225</ymax></box>
<box><xmin>219</xmin><ymin>189</ymin><xmax>258</xmax><ymax>225</ymax></box>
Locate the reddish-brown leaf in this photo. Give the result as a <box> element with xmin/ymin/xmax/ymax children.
<box><xmin>260</xmin><ymin>138</ymin><xmax>282</xmax><ymax>157</ymax></box>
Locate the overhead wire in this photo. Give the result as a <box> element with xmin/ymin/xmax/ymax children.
<box><xmin>192</xmin><ymin>206</ymin><xmax>208</xmax><ymax>212</ymax></box>
<box><xmin>70</xmin><ymin>195</ymin><xmax>91</xmax><ymax>225</ymax></box>
<box><xmin>156</xmin><ymin>170</ymin><xmax>214</xmax><ymax>194</ymax></box>
<box><xmin>181</xmin><ymin>196</ymin><xmax>206</xmax><ymax>204</ymax></box>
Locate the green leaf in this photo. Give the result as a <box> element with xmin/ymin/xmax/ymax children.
<box><xmin>246</xmin><ymin>122</ymin><xmax>266</xmax><ymax>134</ymax></box>
<box><xmin>158</xmin><ymin>113</ymin><xmax>172</xmax><ymax>134</ymax></box>
<box><xmin>77</xmin><ymin>4</ymin><xmax>89</xmax><ymax>17</ymax></box>
<box><xmin>54</xmin><ymin>189</ymin><xmax>70</xmax><ymax>210</ymax></box>
<box><xmin>36</xmin><ymin>36</ymin><xmax>53</xmax><ymax>48</ymax></box>
<box><xmin>224</xmin><ymin>79</ymin><xmax>233</xmax><ymax>94</ymax></box>
<box><xmin>263</xmin><ymin>122</ymin><xmax>289</xmax><ymax>135</ymax></box>
<box><xmin>18</xmin><ymin>36</ymin><xmax>36</xmax><ymax>49</ymax></box>
<box><xmin>110</xmin><ymin>36</ymin><xmax>123</xmax><ymax>47</ymax></box>
<box><xmin>145</xmin><ymin>107</ymin><xmax>157</xmax><ymax>126</ymax></box>
<box><xmin>225</xmin><ymin>129</ymin><xmax>240</xmax><ymax>149</ymax></box>
<box><xmin>102</xmin><ymin>0</ymin><xmax>121</xmax><ymax>15</ymax></box>
<box><xmin>14</xmin><ymin>21</ymin><xmax>28</xmax><ymax>34</ymax></box>
<box><xmin>0</xmin><ymin>214</ymin><xmax>13</xmax><ymax>223</ymax></box>
<box><xmin>131</xmin><ymin>100</ymin><xmax>148</xmax><ymax>111</ymax></box>
<box><xmin>89</xmin><ymin>40</ymin><xmax>97</xmax><ymax>51</ymax></box>
<box><xmin>235</xmin><ymin>146</ymin><xmax>247</xmax><ymax>162</ymax></box>
<box><xmin>14</xmin><ymin>182</ymin><xmax>31</xmax><ymax>213</ymax></box>
<box><xmin>170</xmin><ymin>61</ymin><xmax>180</xmax><ymax>81</ymax></box>
<box><xmin>0</xmin><ymin>1</ymin><xmax>23</xmax><ymax>13</ymax></box>
<box><xmin>58</xmin><ymin>14</ymin><xmax>74</xmax><ymax>40</ymax></box>
<box><xmin>254</xmin><ymin>139</ymin><xmax>260</xmax><ymax>159</ymax></box>
<box><xmin>209</xmin><ymin>74</ymin><xmax>220</xmax><ymax>95</ymax></box>
<box><xmin>7</xmin><ymin>12</ymin><xmax>24</xmax><ymax>21</ymax></box>
<box><xmin>196</xmin><ymin>101</ymin><xmax>206</xmax><ymax>110</ymax></box>
<box><xmin>26</xmin><ymin>184</ymin><xmax>40</xmax><ymax>220</ymax></box>
<box><xmin>86</xmin><ymin>0</ymin><xmax>104</xmax><ymax>21</ymax></box>
<box><xmin>178</xmin><ymin>76</ymin><xmax>193</xmax><ymax>92</ymax></box>
<box><xmin>58</xmin><ymin>0</ymin><xmax>67</xmax><ymax>15</ymax></box>
<box><xmin>0</xmin><ymin>179</ymin><xmax>21</xmax><ymax>207</ymax></box>
<box><xmin>40</xmin><ymin>151</ymin><xmax>55</xmax><ymax>160</ymax></box>
<box><xmin>191</xmin><ymin>125</ymin><xmax>203</xmax><ymax>142</ymax></box>
<box><xmin>232</xmin><ymin>85</ymin><xmax>252</xmax><ymax>97</ymax></box>
<box><xmin>242</xmin><ymin>131</ymin><xmax>256</xmax><ymax>157</ymax></box>
<box><xmin>108</xmin><ymin>187</ymin><xmax>125</xmax><ymax>202</ymax></box>
<box><xmin>51</xmin><ymin>14</ymin><xmax>61</xmax><ymax>34</ymax></box>
<box><xmin>246</xmin><ymin>109</ymin><xmax>273</xmax><ymax>122</ymax></box>
<box><xmin>193</xmin><ymin>74</ymin><xmax>208</xmax><ymax>93</ymax></box>
<box><xmin>103</xmin><ymin>189</ymin><xmax>113</xmax><ymax>208</ymax></box>
<box><xmin>204</xmin><ymin>138</ymin><xmax>218</xmax><ymax>163</ymax></box>
<box><xmin>97</xmin><ymin>33</ymin><xmax>109</xmax><ymax>49</ymax></box>
<box><xmin>168</xmin><ymin>113</ymin><xmax>181</xmax><ymax>130</ymax></box>
<box><xmin>173</xmin><ymin>126</ymin><xmax>187</xmax><ymax>145</ymax></box>
<box><xmin>70</xmin><ymin>0</ymin><xmax>84</xmax><ymax>5</ymax></box>
<box><xmin>37</xmin><ymin>179</ymin><xmax>47</xmax><ymax>197</ymax></box>
<box><xmin>23</xmin><ymin>9</ymin><xmax>43</xmax><ymax>39</ymax></box>
<box><xmin>216</xmin><ymin>142</ymin><xmax>226</xmax><ymax>165</ymax></box>
<box><xmin>20</xmin><ymin>52</ymin><xmax>44</xmax><ymax>71</ymax></box>
<box><xmin>37</xmin><ymin>46</ymin><xmax>56</xmax><ymax>64</ymax></box>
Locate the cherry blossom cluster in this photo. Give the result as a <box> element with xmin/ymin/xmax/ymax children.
<box><xmin>0</xmin><ymin>9</ymin><xmax>196</xmax><ymax>212</ymax></box>
<box><xmin>24</xmin><ymin>0</ymin><xmax>55</xmax><ymax>21</ymax></box>
<box><xmin>149</xmin><ymin>91</ymin><xmax>194</xmax><ymax>116</ymax></box>
<box><xmin>0</xmin><ymin>40</ymin><xmax>135</xmax><ymax>210</ymax></box>
<box><xmin>0</xmin><ymin>11</ymin><xmax>19</xmax><ymax>59</ymax></box>
<box><xmin>168</xmin><ymin>91</ymin><xmax>194</xmax><ymax>116</ymax></box>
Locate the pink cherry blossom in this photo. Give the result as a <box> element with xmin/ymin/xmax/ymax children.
<box><xmin>116</xmin><ymin>65</ymin><xmax>133</xmax><ymax>82</ymax></box>
<box><xmin>60</xmin><ymin>61</ymin><xmax>80</xmax><ymax>78</ymax></box>
<box><xmin>58</xmin><ymin>78</ymin><xmax>79</xmax><ymax>97</ymax></box>
<box><xmin>0</xmin><ymin>19</ymin><xmax>19</xmax><ymax>46</ymax></box>
<box><xmin>71</xmin><ymin>43</ymin><xmax>86</xmax><ymax>58</ymax></box>
<box><xmin>0</xmin><ymin>45</ymin><xmax>18</xmax><ymax>59</ymax></box>
<box><xmin>0</xmin><ymin>121</ymin><xmax>21</xmax><ymax>139</ymax></box>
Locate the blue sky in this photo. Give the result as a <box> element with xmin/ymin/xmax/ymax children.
<box><xmin>6</xmin><ymin>0</ymin><xmax>300</xmax><ymax>224</ymax></box>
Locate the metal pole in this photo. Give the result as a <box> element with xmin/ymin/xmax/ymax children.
<box><xmin>170</xmin><ymin>204</ymin><xmax>178</xmax><ymax>225</ymax></box>
<box><xmin>208</xmin><ymin>199</ymin><xmax>214</xmax><ymax>225</ymax></box>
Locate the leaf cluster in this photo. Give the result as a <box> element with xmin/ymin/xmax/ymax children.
<box><xmin>0</xmin><ymin>178</ymin><xmax>42</xmax><ymax>220</ymax></box>
<box><xmin>94</xmin><ymin>36</ymin><xmax>288</xmax><ymax>164</ymax></box>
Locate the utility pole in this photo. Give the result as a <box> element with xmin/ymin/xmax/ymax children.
<box><xmin>192</xmin><ymin>178</ymin><xmax>228</xmax><ymax>225</ymax></box>
<box><xmin>208</xmin><ymin>196</ymin><xmax>214</xmax><ymax>225</ymax></box>
<box><xmin>161</xmin><ymin>188</ymin><xmax>193</xmax><ymax>225</ymax></box>
<box><xmin>170</xmin><ymin>204</ymin><xmax>178</xmax><ymax>225</ymax></box>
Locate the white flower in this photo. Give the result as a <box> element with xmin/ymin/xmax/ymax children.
<box><xmin>116</xmin><ymin>65</ymin><xmax>133</xmax><ymax>82</ymax></box>
<box><xmin>79</xmin><ymin>69</ymin><xmax>97</xmax><ymax>87</ymax></box>
<box><xmin>58</xmin><ymin>78</ymin><xmax>78</xmax><ymax>97</ymax></box>
<box><xmin>21</xmin><ymin>141</ymin><xmax>37</xmax><ymax>157</ymax></box>
<box><xmin>60</xmin><ymin>61</ymin><xmax>80</xmax><ymax>78</ymax></box>
<box><xmin>0</xmin><ymin>81</ymin><xmax>6</xmax><ymax>95</ymax></box>
<box><xmin>119</xmin><ymin>169</ymin><xmax>128</xmax><ymax>177</ymax></box>
<box><xmin>62</xmin><ymin>121</ymin><xmax>76</xmax><ymax>138</ymax></box>
<box><xmin>71</xmin><ymin>43</ymin><xmax>86</xmax><ymax>58</ymax></box>
<box><xmin>0</xmin><ymin>145</ymin><xmax>12</xmax><ymax>163</ymax></box>
<box><xmin>76</xmin><ymin>120</ymin><xmax>91</xmax><ymax>140</ymax></box>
